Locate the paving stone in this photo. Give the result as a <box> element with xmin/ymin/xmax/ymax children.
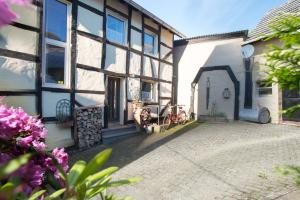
<box><xmin>70</xmin><ymin>122</ymin><xmax>300</xmax><ymax>200</ymax></box>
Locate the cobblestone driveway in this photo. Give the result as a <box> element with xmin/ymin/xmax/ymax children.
<box><xmin>107</xmin><ymin>122</ymin><xmax>300</xmax><ymax>200</ymax></box>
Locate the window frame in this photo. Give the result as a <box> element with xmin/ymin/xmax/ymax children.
<box><xmin>144</xmin><ymin>30</ymin><xmax>157</xmax><ymax>56</ymax></box>
<box><xmin>257</xmin><ymin>80</ymin><xmax>273</xmax><ymax>97</ymax></box>
<box><xmin>106</xmin><ymin>10</ymin><xmax>128</xmax><ymax>46</ymax></box>
<box><xmin>42</xmin><ymin>0</ymin><xmax>72</xmax><ymax>88</ymax></box>
<box><xmin>141</xmin><ymin>81</ymin><xmax>157</xmax><ymax>102</ymax></box>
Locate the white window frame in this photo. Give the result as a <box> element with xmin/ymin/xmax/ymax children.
<box><xmin>144</xmin><ymin>30</ymin><xmax>158</xmax><ymax>57</ymax></box>
<box><xmin>42</xmin><ymin>0</ymin><xmax>72</xmax><ymax>89</ymax></box>
<box><xmin>106</xmin><ymin>10</ymin><xmax>128</xmax><ymax>46</ymax></box>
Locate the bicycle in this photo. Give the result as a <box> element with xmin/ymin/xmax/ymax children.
<box><xmin>161</xmin><ymin>104</ymin><xmax>187</xmax><ymax>132</ymax></box>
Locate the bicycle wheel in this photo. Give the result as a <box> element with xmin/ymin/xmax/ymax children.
<box><xmin>161</xmin><ymin>115</ymin><xmax>171</xmax><ymax>132</ymax></box>
<box><xmin>178</xmin><ymin>111</ymin><xmax>187</xmax><ymax>125</ymax></box>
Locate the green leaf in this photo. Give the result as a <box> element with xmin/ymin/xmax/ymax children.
<box><xmin>44</xmin><ymin>188</ymin><xmax>66</xmax><ymax>200</ymax></box>
<box><xmin>76</xmin><ymin>149</ymin><xmax>112</xmax><ymax>184</ymax></box>
<box><xmin>67</xmin><ymin>160</ymin><xmax>86</xmax><ymax>187</ymax></box>
<box><xmin>28</xmin><ymin>190</ymin><xmax>47</xmax><ymax>200</ymax></box>
<box><xmin>85</xmin><ymin>167</ymin><xmax>118</xmax><ymax>186</ymax></box>
<box><xmin>0</xmin><ymin>154</ymin><xmax>31</xmax><ymax>179</ymax></box>
<box><xmin>102</xmin><ymin>177</ymin><xmax>142</xmax><ymax>188</ymax></box>
<box><xmin>0</xmin><ymin>182</ymin><xmax>15</xmax><ymax>199</ymax></box>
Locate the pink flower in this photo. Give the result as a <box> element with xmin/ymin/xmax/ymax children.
<box><xmin>17</xmin><ymin>135</ymin><xmax>33</xmax><ymax>148</ymax></box>
<box><xmin>52</xmin><ymin>148</ymin><xmax>69</xmax><ymax>172</ymax></box>
<box><xmin>32</xmin><ymin>140</ymin><xmax>47</xmax><ymax>152</ymax></box>
<box><xmin>0</xmin><ymin>0</ymin><xmax>17</xmax><ymax>27</ymax></box>
<box><xmin>14</xmin><ymin>161</ymin><xmax>45</xmax><ymax>194</ymax></box>
<box><xmin>0</xmin><ymin>0</ymin><xmax>32</xmax><ymax>27</ymax></box>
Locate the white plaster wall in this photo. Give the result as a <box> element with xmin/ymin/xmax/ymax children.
<box><xmin>127</xmin><ymin>102</ymin><xmax>134</xmax><ymax>120</ymax></box>
<box><xmin>131</xmin><ymin>29</ymin><xmax>142</xmax><ymax>51</ymax></box>
<box><xmin>75</xmin><ymin>93</ymin><xmax>105</xmax><ymax>106</ymax></box>
<box><xmin>0</xmin><ymin>26</ymin><xmax>38</xmax><ymax>55</ymax></box>
<box><xmin>78</xmin><ymin>7</ymin><xmax>103</xmax><ymax>37</ymax></box>
<box><xmin>3</xmin><ymin>96</ymin><xmax>36</xmax><ymax>116</ymax></box>
<box><xmin>11</xmin><ymin>4</ymin><xmax>39</xmax><ymax>27</ymax></box>
<box><xmin>161</xmin><ymin>28</ymin><xmax>173</xmax><ymax>47</ymax></box>
<box><xmin>174</xmin><ymin>37</ymin><xmax>245</xmax><ymax>114</ymax></box>
<box><xmin>152</xmin><ymin>59</ymin><xmax>159</xmax><ymax>78</ymax></box>
<box><xmin>45</xmin><ymin>123</ymin><xmax>74</xmax><ymax>149</ymax></box>
<box><xmin>0</xmin><ymin>57</ymin><xmax>35</xmax><ymax>90</ymax></box>
<box><xmin>42</xmin><ymin>92</ymin><xmax>70</xmax><ymax>117</ymax></box>
<box><xmin>160</xmin><ymin>99</ymin><xmax>171</xmax><ymax>114</ymax></box>
<box><xmin>160</xmin><ymin>63</ymin><xmax>173</xmax><ymax>81</ymax></box>
<box><xmin>76</xmin><ymin>69</ymin><xmax>105</xmax><ymax>91</ymax></box>
<box><xmin>120</xmin><ymin>78</ymin><xmax>126</xmax><ymax>125</ymax></box>
<box><xmin>131</xmin><ymin>10</ymin><xmax>142</xmax><ymax>29</ymax></box>
<box><xmin>82</xmin><ymin>0</ymin><xmax>104</xmax><ymax>11</ymax></box>
<box><xmin>77</xmin><ymin>35</ymin><xmax>102</xmax><ymax>68</ymax></box>
<box><xmin>143</xmin><ymin>56</ymin><xmax>152</xmax><ymax>77</ymax></box>
<box><xmin>107</xmin><ymin>0</ymin><xmax>128</xmax><ymax>14</ymax></box>
<box><xmin>105</xmin><ymin>44</ymin><xmax>126</xmax><ymax>73</ymax></box>
<box><xmin>252</xmin><ymin>54</ymin><xmax>280</xmax><ymax>123</ymax></box>
<box><xmin>129</xmin><ymin>52</ymin><xmax>141</xmax><ymax>75</ymax></box>
<box><xmin>127</xmin><ymin>78</ymin><xmax>140</xmax><ymax>100</ymax></box>
<box><xmin>197</xmin><ymin>71</ymin><xmax>235</xmax><ymax>120</ymax></box>
<box><xmin>144</xmin><ymin>18</ymin><xmax>159</xmax><ymax>30</ymax></box>
<box><xmin>161</xmin><ymin>45</ymin><xmax>172</xmax><ymax>61</ymax></box>
<box><xmin>160</xmin><ymin>82</ymin><xmax>172</xmax><ymax>97</ymax></box>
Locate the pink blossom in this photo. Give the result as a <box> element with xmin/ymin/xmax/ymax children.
<box><xmin>14</xmin><ymin>161</ymin><xmax>45</xmax><ymax>194</ymax></box>
<box><xmin>0</xmin><ymin>0</ymin><xmax>32</xmax><ymax>27</ymax></box>
<box><xmin>17</xmin><ymin>135</ymin><xmax>33</xmax><ymax>148</ymax></box>
<box><xmin>32</xmin><ymin>140</ymin><xmax>47</xmax><ymax>152</ymax></box>
<box><xmin>0</xmin><ymin>0</ymin><xmax>17</xmax><ymax>27</ymax></box>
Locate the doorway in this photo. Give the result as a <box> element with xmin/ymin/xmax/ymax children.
<box><xmin>107</xmin><ymin>77</ymin><xmax>120</xmax><ymax>123</ymax></box>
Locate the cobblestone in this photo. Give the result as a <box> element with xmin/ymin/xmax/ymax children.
<box><xmin>71</xmin><ymin>122</ymin><xmax>300</xmax><ymax>199</ymax></box>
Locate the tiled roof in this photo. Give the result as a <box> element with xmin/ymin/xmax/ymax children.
<box><xmin>245</xmin><ymin>0</ymin><xmax>300</xmax><ymax>44</ymax></box>
<box><xmin>174</xmin><ymin>30</ymin><xmax>248</xmax><ymax>46</ymax></box>
<box><xmin>124</xmin><ymin>0</ymin><xmax>186</xmax><ymax>38</ymax></box>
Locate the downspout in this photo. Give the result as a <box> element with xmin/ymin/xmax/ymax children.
<box><xmin>244</xmin><ymin>58</ymin><xmax>253</xmax><ymax>109</ymax></box>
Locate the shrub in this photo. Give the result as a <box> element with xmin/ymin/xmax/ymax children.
<box><xmin>0</xmin><ymin>102</ymin><xmax>140</xmax><ymax>199</ymax></box>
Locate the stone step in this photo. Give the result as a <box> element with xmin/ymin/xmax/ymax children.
<box><xmin>102</xmin><ymin>124</ymin><xmax>139</xmax><ymax>139</ymax></box>
<box><xmin>102</xmin><ymin>126</ymin><xmax>140</xmax><ymax>144</ymax></box>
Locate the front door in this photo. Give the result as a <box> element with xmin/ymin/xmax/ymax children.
<box><xmin>282</xmin><ymin>85</ymin><xmax>300</xmax><ymax>122</ymax></box>
<box><xmin>107</xmin><ymin>77</ymin><xmax>120</xmax><ymax>122</ymax></box>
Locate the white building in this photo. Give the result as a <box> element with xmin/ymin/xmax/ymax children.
<box><xmin>0</xmin><ymin>0</ymin><xmax>184</xmax><ymax>149</ymax></box>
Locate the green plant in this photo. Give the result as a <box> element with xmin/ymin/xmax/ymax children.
<box><xmin>0</xmin><ymin>149</ymin><xmax>141</xmax><ymax>200</ymax></box>
<box><xmin>263</xmin><ymin>12</ymin><xmax>300</xmax><ymax>116</ymax></box>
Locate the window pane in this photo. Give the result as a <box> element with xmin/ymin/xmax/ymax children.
<box><xmin>45</xmin><ymin>44</ymin><xmax>65</xmax><ymax>84</ymax></box>
<box><xmin>107</xmin><ymin>15</ymin><xmax>125</xmax><ymax>44</ymax></box>
<box><xmin>45</xmin><ymin>0</ymin><xmax>67</xmax><ymax>42</ymax></box>
<box><xmin>144</xmin><ymin>33</ymin><xmax>155</xmax><ymax>54</ymax></box>
<box><xmin>141</xmin><ymin>82</ymin><xmax>152</xmax><ymax>101</ymax></box>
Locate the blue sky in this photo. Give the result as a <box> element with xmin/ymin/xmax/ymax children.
<box><xmin>134</xmin><ymin>0</ymin><xmax>288</xmax><ymax>38</ymax></box>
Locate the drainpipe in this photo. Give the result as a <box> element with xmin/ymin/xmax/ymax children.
<box><xmin>244</xmin><ymin>58</ymin><xmax>253</xmax><ymax>109</ymax></box>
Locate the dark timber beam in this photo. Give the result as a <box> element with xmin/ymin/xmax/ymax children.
<box><xmin>36</xmin><ymin>0</ymin><xmax>43</xmax><ymax>117</ymax></box>
<box><xmin>124</xmin><ymin>6</ymin><xmax>132</xmax><ymax>124</ymax></box>
<box><xmin>70</xmin><ymin>0</ymin><xmax>79</xmax><ymax>141</ymax></box>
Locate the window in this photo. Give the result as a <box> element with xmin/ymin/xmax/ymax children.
<box><xmin>144</xmin><ymin>32</ymin><xmax>155</xmax><ymax>55</ymax></box>
<box><xmin>257</xmin><ymin>80</ymin><xmax>272</xmax><ymax>96</ymax></box>
<box><xmin>107</xmin><ymin>15</ymin><xmax>126</xmax><ymax>45</ymax></box>
<box><xmin>43</xmin><ymin>0</ymin><xmax>70</xmax><ymax>86</ymax></box>
<box><xmin>141</xmin><ymin>82</ymin><xmax>154</xmax><ymax>102</ymax></box>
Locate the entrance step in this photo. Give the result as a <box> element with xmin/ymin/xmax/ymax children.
<box><xmin>102</xmin><ymin>124</ymin><xmax>140</xmax><ymax>144</ymax></box>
